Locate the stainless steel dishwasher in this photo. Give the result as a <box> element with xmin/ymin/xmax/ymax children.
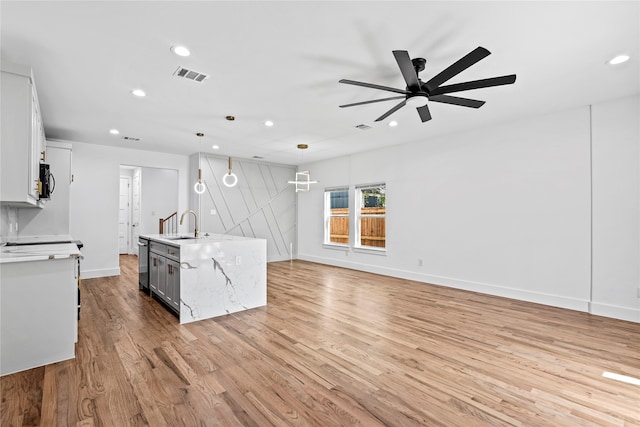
<box><xmin>138</xmin><ymin>237</ymin><xmax>150</xmax><ymax>294</ymax></box>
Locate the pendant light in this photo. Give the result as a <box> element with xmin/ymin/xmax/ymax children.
<box><xmin>193</xmin><ymin>132</ymin><xmax>206</xmax><ymax>194</ymax></box>
<box><xmin>222</xmin><ymin>156</ymin><xmax>238</xmax><ymax>187</ymax></box>
<box><xmin>288</xmin><ymin>144</ymin><xmax>318</xmax><ymax>192</ymax></box>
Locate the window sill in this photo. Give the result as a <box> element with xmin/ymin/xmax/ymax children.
<box><xmin>353</xmin><ymin>246</ymin><xmax>387</xmax><ymax>256</ymax></box>
<box><xmin>323</xmin><ymin>243</ymin><xmax>349</xmax><ymax>251</ymax></box>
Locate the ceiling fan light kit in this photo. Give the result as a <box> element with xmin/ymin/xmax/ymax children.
<box><xmin>339</xmin><ymin>46</ymin><xmax>516</xmax><ymax>123</ymax></box>
<box><xmin>405</xmin><ymin>95</ymin><xmax>428</xmax><ymax>107</ymax></box>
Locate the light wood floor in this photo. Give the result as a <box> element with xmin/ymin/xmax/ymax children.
<box><xmin>2</xmin><ymin>255</ymin><xmax>639</xmax><ymax>426</ymax></box>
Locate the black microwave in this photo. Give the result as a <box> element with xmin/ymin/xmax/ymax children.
<box><xmin>39</xmin><ymin>163</ymin><xmax>55</xmax><ymax>200</ymax></box>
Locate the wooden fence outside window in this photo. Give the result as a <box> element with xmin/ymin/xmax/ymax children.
<box><xmin>329</xmin><ymin>207</ymin><xmax>385</xmax><ymax>248</ymax></box>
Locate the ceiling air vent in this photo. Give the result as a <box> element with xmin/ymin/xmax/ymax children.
<box><xmin>173</xmin><ymin>66</ymin><xmax>209</xmax><ymax>82</ymax></box>
<box><xmin>355</xmin><ymin>124</ymin><xmax>372</xmax><ymax>130</ymax></box>
<box><xmin>120</xmin><ymin>136</ymin><xmax>141</xmax><ymax>142</ymax></box>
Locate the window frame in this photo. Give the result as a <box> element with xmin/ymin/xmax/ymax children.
<box><xmin>354</xmin><ymin>183</ymin><xmax>386</xmax><ymax>252</ymax></box>
<box><xmin>323</xmin><ymin>187</ymin><xmax>350</xmax><ymax>248</ymax></box>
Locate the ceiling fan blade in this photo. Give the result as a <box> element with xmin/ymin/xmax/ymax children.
<box><xmin>339</xmin><ymin>79</ymin><xmax>409</xmax><ymax>95</ymax></box>
<box><xmin>416</xmin><ymin>104</ymin><xmax>432</xmax><ymax>122</ymax></box>
<box><xmin>339</xmin><ymin>95</ymin><xmax>406</xmax><ymax>108</ymax></box>
<box><xmin>393</xmin><ymin>50</ymin><xmax>420</xmax><ymax>91</ymax></box>
<box><xmin>424</xmin><ymin>46</ymin><xmax>491</xmax><ymax>92</ymax></box>
<box><xmin>430</xmin><ymin>74</ymin><xmax>517</xmax><ymax>96</ymax></box>
<box><xmin>429</xmin><ymin>94</ymin><xmax>485</xmax><ymax>108</ymax></box>
<box><xmin>374</xmin><ymin>100</ymin><xmax>407</xmax><ymax>122</ymax></box>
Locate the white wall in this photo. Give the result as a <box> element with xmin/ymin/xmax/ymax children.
<box><xmin>0</xmin><ymin>206</ymin><xmax>18</xmax><ymax>242</ymax></box>
<box><xmin>298</xmin><ymin>95</ymin><xmax>639</xmax><ymax>323</ymax></box>
<box><xmin>69</xmin><ymin>141</ymin><xmax>189</xmax><ymax>278</ymax></box>
<box><xmin>591</xmin><ymin>95</ymin><xmax>640</xmax><ymax>320</ymax></box>
<box><xmin>139</xmin><ymin>167</ymin><xmax>179</xmax><ymax>235</ymax></box>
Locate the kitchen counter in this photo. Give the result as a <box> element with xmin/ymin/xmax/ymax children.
<box><xmin>141</xmin><ymin>233</ymin><xmax>258</xmax><ymax>245</ymax></box>
<box><xmin>140</xmin><ymin>233</ymin><xmax>267</xmax><ymax>324</ymax></box>
<box><xmin>1</xmin><ymin>239</ymin><xmax>80</xmax><ymax>375</ymax></box>
<box><xmin>0</xmin><ymin>242</ymin><xmax>81</xmax><ymax>263</ymax></box>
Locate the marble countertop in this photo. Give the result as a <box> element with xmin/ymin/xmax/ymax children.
<box><xmin>141</xmin><ymin>233</ymin><xmax>261</xmax><ymax>246</ymax></box>
<box><xmin>0</xmin><ymin>242</ymin><xmax>81</xmax><ymax>264</ymax></box>
<box><xmin>1</xmin><ymin>234</ymin><xmax>75</xmax><ymax>245</ymax></box>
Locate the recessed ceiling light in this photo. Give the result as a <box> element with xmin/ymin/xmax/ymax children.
<box><xmin>608</xmin><ymin>54</ymin><xmax>630</xmax><ymax>65</ymax></box>
<box><xmin>388</xmin><ymin>121</ymin><xmax>398</xmax><ymax>127</ymax></box>
<box><xmin>211</xmin><ymin>145</ymin><xmax>219</xmax><ymax>150</ymax></box>
<box><xmin>264</xmin><ymin>120</ymin><xmax>274</xmax><ymax>127</ymax></box>
<box><xmin>109</xmin><ymin>129</ymin><xmax>120</xmax><ymax>135</ymax></box>
<box><xmin>171</xmin><ymin>45</ymin><xmax>191</xmax><ymax>57</ymax></box>
<box><xmin>131</xmin><ymin>89</ymin><xmax>146</xmax><ymax>97</ymax></box>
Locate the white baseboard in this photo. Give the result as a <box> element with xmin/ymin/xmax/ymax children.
<box><xmin>80</xmin><ymin>267</ymin><xmax>120</xmax><ymax>279</ymax></box>
<box><xmin>268</xmin><ymin>255</ymin><xmax>293</xmax><ymax>263</ymax></box>
<box><xmin>297</xmin><ymin>253</ymin><xmax>609</xmax><ymax>318</ymax></box>
<box><xmin>589</xmin><ymin>302</ymin><xmax>640</xmax><ymax>323</ymax></box>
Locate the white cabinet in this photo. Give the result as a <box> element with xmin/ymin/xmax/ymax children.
<box><xmin>1</xmin><ymin>255</ymin><xmax>78</xmax><ymax>376</ymax></box>
<box><xmin>1</xmin><ymin>61</ymin><xmax>46</xmax><ymax>207</ymax></box>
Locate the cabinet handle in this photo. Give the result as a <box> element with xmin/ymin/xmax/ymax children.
<box><xmin>168</xmin><ymin>264</ymin><xmax>172</xmax><ymax>275</ymax></box>
<box><xmin>153</xmin><ymin>258</ymin><xmax>157</xmax><ymax>267</ymax></box>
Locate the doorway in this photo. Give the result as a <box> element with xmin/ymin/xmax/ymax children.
<box><xmin>118</xmin><ymin>176</ymin><xmax>131</xmax><ymax>254</ymax></box>
<box><xmin>131</xmin><ymin>169</ymin><xmax>141</xmax><ymax>256</ymax></box>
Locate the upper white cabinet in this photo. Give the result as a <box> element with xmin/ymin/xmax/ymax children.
<box><xmin>1</xmin><ymin>61</ymin><xmax>46</xmax><ymax>207</ymax></box>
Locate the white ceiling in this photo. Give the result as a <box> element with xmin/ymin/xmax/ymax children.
<box><xmin>1</xmin><ymin>1</ymin><xmax>638</xmax><ymax>165</ymax></box>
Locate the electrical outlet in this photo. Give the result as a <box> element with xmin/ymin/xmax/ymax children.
<box><xmin>418</xmin><ymin>259</ymin><xmax>424</xmax><ymax>267</ymax></box>
<box><xmin>637</xmin><ymin>287</ymin><xmax>640</xmax><ymax>298</ymax></box>
<box><xmin>235</xmin><ymin>256</ymin><xmax>241</xmax><ymax>265</ymax></box>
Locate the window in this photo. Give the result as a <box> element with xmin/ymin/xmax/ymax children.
<box><xmin>356</xmin><ymin>184</ymin><xmax>386</xmax><ymax>249</ymax></box>
<box><xmin>324</xmin><ymin>188</ymin><xmax>349</xmax><ymax>245</ymax></box>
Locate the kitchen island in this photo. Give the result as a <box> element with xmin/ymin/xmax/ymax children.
<box><xmin>140</xmin><ymin>234</ymin><xmax>266</xmax><ymax>324</ymax></box>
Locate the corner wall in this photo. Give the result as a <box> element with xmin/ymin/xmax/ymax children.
<box><xmin>297</xmin><ymin>95</ymin><xmax>640</xmax><ymax>323</ymax></box>
<box><xmin>591</xmin><ymin>95</ymin><xmax>640</xmax><ymax>320</ymax></box>
<box><xmin>69</xmin><ymin>142</ymin><xmax>189</xmax><ymax>278</ymax></box>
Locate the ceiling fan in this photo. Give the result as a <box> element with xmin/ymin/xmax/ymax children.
<box><xmin>338</xmin><ymin>47</ymin><xmax>516</xmax><ymax>123</ymax></box>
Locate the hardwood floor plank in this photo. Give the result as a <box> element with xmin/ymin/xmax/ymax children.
<box><xmin>2</xmin><ymin>256</ymin><xmax>639</xmax><ymax>426</ymax></box>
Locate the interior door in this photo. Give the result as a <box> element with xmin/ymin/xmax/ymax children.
<box><xmin>118</xmin><ymin>176</ymin><xmax>131</xmax><ymax>254</ymax></box>
<box><xmin>131</xmin><ymin>169</ymin><xmax>141</xmax><ymax>256</ymax></box>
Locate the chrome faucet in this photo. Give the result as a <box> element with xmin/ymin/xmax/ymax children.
<box><xmin>179</xmin><ymin>210</ymin><xmax>199</xmax><ymax>238</ymax></box>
